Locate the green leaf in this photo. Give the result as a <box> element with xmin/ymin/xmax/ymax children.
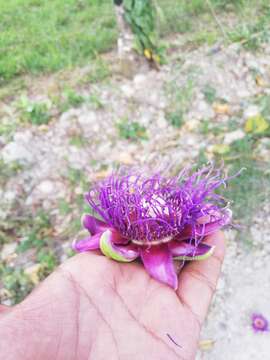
<box><xmin>245</xmin><ymin>114</ymin><xmax>269</xmax><ymax>134</ymax></box>
<box><xmin>212</xmin><ymin>144</ymin><xmax>231</xmax><ymax>155</ymax></box>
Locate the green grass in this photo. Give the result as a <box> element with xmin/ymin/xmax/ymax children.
<box><xmin>81</xmin><ymin>59</ymin><xmax>112</xmax><ymax>84</ymax></box>
<box><xmin>202</xmin><ymin>85</ymin><xmax>217</xmax><ymax>104</ymax></box>
<box><xmin>0</xmin><ymin>159</ymin><xmax>24</xmax><ymax>188</ymax></box>
<box><xmin>117</xmin><ymin>118</ymin><xmax>148</xmax><ymax>141</ymax></box>
<box><xmin>60</xmin><ymin>89</ymin><xmax>85</xmax><ymax>112</ymax></box>
<box><xmin>1</xmin><ymin>0</ymin><xmax>270</xmax><ymax>84</ymax></box>
<box><xmin>18</xmin><ymin>97</ymin><xmax>51</xmax><ymax>125</ymax></box>
<box><xmin>16</xmin><ymin>210</ymin><xmax>52</xmax><ymax>253</ymax></box>
<box><xmin>0</xmin><ymin>266</ymin><xmax>34</xmax><ymax>304</ymax></box>
<box><xmin>219</xmin><ymin>136</ymin><xmax>269</xmax><ymax>231</ymax></box>
<box><xmin>37</xmin><ymin>249</ymin><xmax>59</xmax><ymax>280</ymax></box>
<box><xmin>165</xmin><ymin>74</ymin><xmax>195</xmax><ymax>128</ymax></box>
<box><xmin>69</xmin><ymin>135</ymin><xmax>88</xmax><ymax>148</ymax></box>
<box><xmin>227</xmin><ymin>3</ymin><xmax>270</xmax><ymax>50</ymax></box>
<box><xmin>0</xmin><ymin>0</ymin><xmax>117</xmax><ymax>83</ymax></box>
<box><xmin>166</xmin><ymin>111</ymin><xmax>184</xmax><ymax>128</ymax></box>
<box><xmin>225</xmin><ymin>139</ymin><xmax>270</xmax><ymax>245</ymax></box>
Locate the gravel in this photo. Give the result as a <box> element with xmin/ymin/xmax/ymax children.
<box><xmin>1</xmin><ymin>39</ymin><xmax>270</xmax><ymax>359</ymax></box>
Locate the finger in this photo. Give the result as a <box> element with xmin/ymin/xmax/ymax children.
<box><xmin>177</xmin><ymin>231</ymin><xmax>225</xmax><ymax>326</ymax></box>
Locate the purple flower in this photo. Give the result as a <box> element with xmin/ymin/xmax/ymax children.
<box><xmin>252</xmin><ymin>314</ymin><xmax>269</xmax><ymax>333</ymax></box>
<box><xmin>73</xmin><ymin>165</ymin><xmax>232</xmax><ymax>290</ymax></box>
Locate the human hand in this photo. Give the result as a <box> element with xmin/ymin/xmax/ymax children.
<box><xmin>0</xmin><ymin>231</ymin><xmax>225</xmax><ymax>360</ymax></box>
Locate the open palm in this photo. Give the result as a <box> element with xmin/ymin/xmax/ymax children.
<box><xmin>0</xmin><ymin>232</ymin><xmax>224</xmax><ymax>360</ymax></box>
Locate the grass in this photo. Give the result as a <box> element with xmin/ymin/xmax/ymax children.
<box><xmin>1</xmin><ymin>0</ymin><xmax>270</xmax><ymax>85</ymax></box>
<box><xmin>0</xmin><ymin>209</ymin><xmax>56</xmax><ymax>304</ymax></box>
<box><xmin>0</xmin><ymin>159</ymin><xmax>24</xmax><ymax>188</ymax></box>
<box><xmin>202</xmin><ymin>84</ymin><xmax>217</xmax><ymax>104</ymax></box>
<box><xmin>218</xmin><ymin>136</ymin><xmax>269</xmax><ymax>235</ymax></box>
<box><xmin>227</xmin><ymin>3</ymin><xmax>270</xmax><ymax>50</ymax></box>
<box><xmin>59</xmin><ymin>89</ymin><xmax>85</xmax><ymax>112</ymax></box>
<box><xmin>0</xmin><ymin>266</ymin><xmax>34</xmax><ymax>304</ymax></box>
<box><xmin>0</xmin><ymin>0</ymin><xmax>117</xmax><ymax>83</ymax></box>
<box><xmin>225</xmin><ymin>140</ymin><xmax>270</xmax><ymax>245</ymax></box>
<box><xmin>16</xmin><ymin>210</ymin><xmax>52</xmax><ymax>253</ymax></box>
<box><xmin>117</xmin><ymin>118</ymin><xmax>148</xmax><ymax>141</ymax></box>
<box><xmin>0</xmin><ymin>118</ymin><xmax>19</xmax><ymax>141</ymax></box>
<box><xmin>196</xmin><ymin>134</ymin><xmax>270</xmax><ymax>245</ymax></box>
<box><xmin>166</xmin><ymin>111</ymin><xmax>184</xmax><ymax>128</ymax></box>
<box><xmin>69</xmin><ymin>135</ymin><xmax>88</xmax><ymax>148</ymax></box>
<box><xmin>165</xmin><ymin>75</ymin><xmax>195</xmax><ymax>128</ymax></box>
<box><xmin>81</xmin><ymin>59</ymin><xmax>112</xmax><ymax>84</ymax></box>
<box><xmin>18</xmin><ymin>96</ymin><xmax>51</xmax><ymax>125</ymax></box>
<box><xmin>37</xmin><ymin>249</ymin><xmax>59</xmax><ymax>280</ymax></box>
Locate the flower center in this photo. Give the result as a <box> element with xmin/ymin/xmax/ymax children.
<box><xmin>131</xmin><ymin>235</ymin><xmax>174</xmax><ymax>246</ymax></box>
<box><xmin>141</xmin><ymin>195</ymin><xmax>170</xmax><ymax>217</ymax></box>
<box><xmin>254</xmin><ymin>318</ymin><xmax>265</xmax><ymax>329</ymax></box>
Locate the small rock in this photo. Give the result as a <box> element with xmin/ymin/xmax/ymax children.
<box><xmin>197</xmin><ymin>100</ymin><xmax>209</xmax><ymax>112</ymax></box>
<box><xmin>13</xmin><ymin>130</ymin><xmax>33</xmax><ymax>143</ymax></box>
<box><xmin>133</xmin><ymin>73</ymin><xmax>146</xmax><ymax>86</ymax></box>
<box><xmin>117</xmin><ymin>152</ymin><xmax>135</xmax><ymax>165</ymax></box>
<box><xmin>2</xmin><ymin>142</ymin><xmax>34</xmax><ymax>164</ymax></box>
<box><xmin>121</xmin><ymin>84</ymin><xmax>134</xmax><ymax>98</ymax></box>
<box><xmin>74</xmin><ymin>186</ymin><xmax>83</xmax><ymax>195</ymax></box>
<box><xmin>78</xmin><ymin>111</ymin><xmax>97</xmax><ymax>129</ymax></box>
<box><xmin>1</xmin><ymin>243</ymin><xmax>17</xmax><ymax>261</ymax></box>
<box><xmin>26</xmin><ymin>180</ymin><xmax>65</xmax><ymax>206</ymax></box>
<box><xmin>223</xmin><ymin>129</ymin><xmax>245</xmax><ymax>145</ymax></box>
<box><xmin>237</xmin><ymin>89</ymin><xmax>252</xmax><ymax>99</ymax></box>
<box><xmin>195</xmin><ymin>100</ymin><xmax>215</xmax><ymax>119</ymax></box>
<box><xmin>3</xmin><ymin>191</ymin><xmax>17</xmax><ymax>203</ymax></box>
<box><xmin>157</xmin><ymin>115</ymin><xmax>167</xmax><ymax>129</ymax></box>
<box><xmin>243</xmin><ymin>105</ymin><xmax>260</xmax><ymax>118</ymax></box>
<box><xmin>37</xmin><ymin>180</ymin><xmax>56</xmax><ymax>195</ymax></box>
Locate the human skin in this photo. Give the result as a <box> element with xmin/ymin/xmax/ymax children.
<box><xmin>0</xmin><ymin>231</ymin><xmax>225</xmax><ymax>360</ymax></box>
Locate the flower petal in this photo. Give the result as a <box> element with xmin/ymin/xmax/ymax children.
<box><xmin>201</xmin><ymin>208</ymin><xmax>232</xmax><ymax>235</ymax></box>
<box><xmin>72</xmin><ymin>233</ymin><xmax>101</xmax><ymax>252</ymax></box>
<box><xmin>178</xmin><ymin>209</ymin><xmax>232</xmax><ymax>241</ymax></box>
<box><xmin>100</xmin><ymin>230</ymin><xmax>139</xmax><ymax>262</ymax></box>
<box><xmin>81</xmin><ymin>214</ymin><xmax>109</xmax><ymax>235</ymax></box>
<box><xmin>169</xmin><ymin>240</ymin><xmax>215</xmax><ymax>260</ymax></box>
<box><xmin>140</xmin><ymin>244</ymin><xmax>178</xmax><ymax>290</ymax></box>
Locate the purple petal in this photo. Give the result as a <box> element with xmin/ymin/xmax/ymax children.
<box><xmin>100</xmin><ymin>230</ymin><xmax>139</xmax><ymax>262</ymax></box>
<box><xmin>197</xmin><ymin>209</ymin><xmax>232</xmax><ymax>236</ymax></box>
<box><xmin>169</xmin><ymin>240</ymin><xmax>215</xmax><ymax>260</ymax></box>
<box><xmin>72</xmin><ymin>233</ymin><xmax>101</xmax><ymax>252</ymax></box>
<box><xmin>140</xmin><ymin>244</ymin><xmax>178</xmax><ymax>290</ymax></box>
<box><xmin>81</xmin><ymin>214</ymin><xmax>109</xmax><ymax>235</ymax></box>
<box><xmin>178</xmin><ymin>209</ymin><xmax>232</xmax><ymax>241</ymax></box>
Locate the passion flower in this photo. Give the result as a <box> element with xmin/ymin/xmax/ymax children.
<box><xmin>73</xmin><ymin>165</ymin><xmax>232</xmax><ymax>290</ymax></box>
<box><xmin>251</xmin><ymin>313</ymin><xmax>269</xmax><ymax>333</ymax></box>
